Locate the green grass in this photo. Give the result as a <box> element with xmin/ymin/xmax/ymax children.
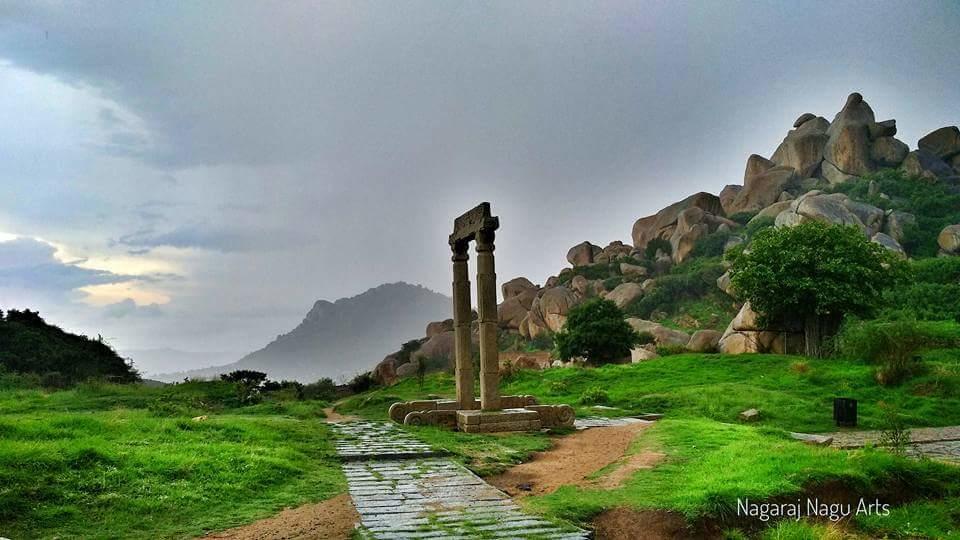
<box><xmin>0</xmin><ymin>383</ymin><xmax>343</xmax><ymax>539</ymax></box>
<box><xmin>525</xmin><ymin>418</ymin><xmax>960</xmax><ymax>529</ymax></box>
<box><xmin>347</xmin><ymin>350</ymin><xmax>960</xmax><ymax>433</ymax></box>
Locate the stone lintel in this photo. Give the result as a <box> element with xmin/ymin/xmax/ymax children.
<box><xmin>449</xmin><ymin>202</ymin><xmax>500</xmax><ymax>246</ymax></box>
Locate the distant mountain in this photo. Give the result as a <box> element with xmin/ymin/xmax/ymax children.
<box><xmin>158</xmin><ymin>282</ymin><xmax>451</xmax><ymax>383</ymax></box>
<box><xmin>123</xmin><ymin>348</ymin><xmax>243</xmax><ymax>378</ymax></box>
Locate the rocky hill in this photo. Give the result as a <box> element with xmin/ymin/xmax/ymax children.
<box><xmin>372</xmin><ymin>92</ymin><xmax>960</xmax><ymax>383</ymax></box>
<box><xmin>160</xmin><ymin>282</ymin><xmax>450</xmax><ymax>382</ymax></box>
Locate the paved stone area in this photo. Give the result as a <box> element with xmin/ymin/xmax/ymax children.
<box><xmin>333</xmin><ymin>421</ymin><xmax>443</xmax><ymax>461</ymax></box>
<box><xmin>826</xmin><ymin>425</ymin><xmax>960</xmax><ymax>463</ymax></box>
<box><xmin>330</xmin><ymin>421</ymin><xmax>589</xmax><ymax>539</ymax></box>
<box><xmin>574</xmin><ymin>416</ymin><xmax>651</xmax><ymax>430</ymax></box>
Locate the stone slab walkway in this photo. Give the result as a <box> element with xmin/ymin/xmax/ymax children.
<box><xmin>573</xmin><ymin>416</ymin><xmax>650</xmax><ymax>430</ymax></box>
<box><xmin>826</xmin><ymin>425</ymin><xmax>960</xmax><ymax>463</ymax></box>
<box><xmin>330</xmin><ymin>421</ymin><xmax>589</xmax><ymax>539</ymax></box>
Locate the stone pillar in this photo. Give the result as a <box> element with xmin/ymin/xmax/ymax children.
<box><xmin>475</xmin><ymin>229</ymin><xmax>500</xmax><ymax>410</ymax></box>
<box><xmin>451</xmin><ymin>241</ymin><xmax>475</xmax><ymax>410</ymax></box>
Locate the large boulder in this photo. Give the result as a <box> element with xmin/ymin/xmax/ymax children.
<box><xmin>870</xmin><ymin>136</ymin><xmax>909</xmax><ymax>167</ymax></box>
<box><xmin>630</xmin><ymin>346</ymin><xmax>659</xmax><ymax>362</ymax></box>
<box><xmin>844</xmin><ymin>199</ymin><xmax>885</xmax><ymax>237</ymax></box>
<box><xmin>744</xmin><ymin>154</ymin><xmax>776</xmax><ymax>179</ymax></box>
<box><xmin>939</xmin><ymin>224</ymin><xmax>960</xmax><ymax>255</ymax></box>
<box><xmin>566</xmin><ymin>241</ymin><xmax>602</xmax><ymax>267</ymax></box>
<box><xmin>595</xmin><ymin>241</ymin><xmax>633</xmax><ymax>263</ymax></box>
<box><xmin>901</xmin><ymin>149</ymin><xmax>955</xmax><ymax>181</ymax></box>
<box><xmin>426</xmin><ymin>319</ymin><xmax>454</xmax><ymax>338</ymax></box>
<box><xmin>726</xmin><ymin>165</ymin><xmax>798</xmax><ymax>215</ymax></box>
<box><xmin>883</xmin><ymin>211</ymin><xmax>916</xmax><ymax>244</ymax></box>
<box><xmin>719</xmin><ymin>184</ymin><xmax>743</xmax><ymax>215</ymax></box>
<box><xmin>502</xmin><ymin>277</ymin><xmax>537</xmax><ymax>299</ymax></box>
<box><xmin>716</xmin><ymin>270</ymin><xmax>735</xmax><ymax>297</ymax></box>
<box><xmin>627</xmin><ymin>318</ymin><xmax>690</xmax><ymax>347</ymax></box>
<box><xmin>687</xmin><ymin>330</ymin><xmax>721</xmax><ymax>352</ymax></box>
<box><xmin>372</xmin><ymin>355</ymin><xmax>399</xmax><ymax>385</ymax></box>
<box><xmin>821</xmin><ymin>93</ymin><xmax>877</xmax><ymax>184</ymax></box>
<box><xmin>526</xmin><ymin>286</ymin><xmax>580</xmax><ymax>335</ymax></box>
<box><xmin>620</xmin><ymin>262</ymin><xmax>648</xmax><ymax>278</ymax></box>
<box><xmin>498</xmin><ymin>296</ymin><xmax>530</xmax><ymax>329</ymax></box>
<box><xmin>770</xmin><ymin>116</ymin><xmax>830</xmax><ymax>178</ymax></box>
<box><xmin>918</xmin><ymin>126</ymin><xmax>960</xmax><ymax>161</ymax></box>
<box><xmin>717</xmin><ymin>302</ymin><xmax>803</xmax><ymax>354</ymax></box>
<box><xmin>751</xmin><ymin>200</ymin><xmax>793</xmax><ymax>223</ymax></box>
<box><xmin>606</xmin><ymin>282</ymin><xmax>644</xmax><ymax>309</ymax></box>
<box><xmin>775</xmin><ymin>192</ymin><xmax>869</xmax><ymax>234</ymax></box>
<box><xmin>668</xmin><ymin>206</ymin><xmax>738</xmax><ymax>263</ymax></box>
<box><xmin>871</xmin><ymin>232</ymin><xmax>905</xmax><ymax>256</ymax></box>
<box><xmin>632</xmin><ymin>192</ymin><xmax>726</xmax><ymax>250</ymax></box>
<box><xmin>414</xmin><ymin>330</ymin><xmax>457</xmax><ymax>363</ymax></box>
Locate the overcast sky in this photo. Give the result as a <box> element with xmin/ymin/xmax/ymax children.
<box><xmin>0</xmin><ymin>1</ymin><xmax>958</xmax><ymax>361</ymax></box>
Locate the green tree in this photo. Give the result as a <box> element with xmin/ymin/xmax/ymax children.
<box><xmin>554</xmin><ymin>298</ymin><xmax>642</xmax><ymax>364</ymax></box>
<box><xmin>729</xmin><ymin>221</ymin><xmax>907</xmax><ymax>358</ymax></box>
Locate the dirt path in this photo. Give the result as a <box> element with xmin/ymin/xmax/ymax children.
<box><xmin>488</xmin><ymin>421</ymin><xmax>660</xmax><ymax>497</ymax></box>
<box><xmin>322</xmin><ymin>406</ymin><xmax>358</xmax><ymax>423</ymax></box>
<box><xmin>204</xmin><ymin>493</ymin><xmax>359</xmax><ymax>540</ymax></box>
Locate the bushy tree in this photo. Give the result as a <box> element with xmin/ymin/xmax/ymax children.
<box><xmin>730</xmin><ymin>221</ymin><xmax>907</xmax><ymax>357</ymax></box>
<box><xmin>554</xmin><ymin>298</ymin><xmax>642</xmax><ymax>364</ymax></box>
<box><xmin>221</xmin><ymin>370</ymin><xmax>268</xmax><ymax>403</ymax></box>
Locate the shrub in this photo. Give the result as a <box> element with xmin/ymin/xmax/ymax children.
<box><xmin>790</xmin><ymin>361</ymin><xmax>810</xmax><ymax>375</ymax></box>
<box><xmin>603</xmin><ymin>276</ymin><xmax>625</xmax><ymax>290</ymax></box>
<box><xmin>548</xmin><ymin>380</ymin><xmax>569</xmax><ymax>395</ymax></box>
<box><xmin>877</xmin><ymin>402</ymin><xmax>912</xmax><ymax>456</ymax></box>
<box><xmin>302</xmin><ymin>377</ymin><xmax>337</xmax><ymax>401</ymax></box>
<box><xmin>348</xmin><ymin>372</ymin><xmax>376</xmax><ymax>393</ymax></box>
<box><xmin>836</xmin><ymin>319</ymin><xmax>946</xmax><ymax>386</ymax></box>
<box><xmin>626</xmin><ymin>258</ymin><xmax>726</xmax><ymax>319</ymax></box>
<box><xmin>554</xmin><ymin>298</ymin><xmax>642</xmax><ymax>364</ymax></box>
<box><xmin>644</xmin><ymin>238</ymin><xmax>672</xmax><ymax>260</ymax></box>
<box><xmin>656</xmin><ymin>344</ymin><xmax>688</xmax><ymax>356</ymax></box>
<box><xmin>40</xmin><ymin>371</ymin><xmax>70</xmax><ymax>389</ymax></box>
<box><xmin>745</xmin><ymin>215</ymin><xmax>776</xmax><ymax>237</ymax></box>
<box><xmin>729</xmin><ymin>211</ymin><xmax>757</xmax><ymax>226</ymax></box>
<box><xmin>689</xmin><ymin>230</ymin><xmax>733</xmax><ymax>258</ymax></box>
<box><xmin>578</xmin><ymin>385</ymin><xmax>610</xmax><ymax>405</ymax></box>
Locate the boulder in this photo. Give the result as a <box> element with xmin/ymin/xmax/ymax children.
<box><xmin>632</xmin><ymin>192</ymin><xmax>725</xmax><ymax>250</ymax></box>
<box><xmin>869</xmin><ymin>119</ymin><xmax>897</xmax><ymax>138</ymax></box>
<box><xmin>883</xmin><ymin>210</ymin><xmax>916</xmax><ymax>244</ymax></box>
<box><xmin>716</xmin><ymin>270</ymin><xmax>735</xmax><ymax>297</ymax></box>
<box><xmin>502</xmin><ymin>277</ymin><xmax>537</xmax><ymax>299</ymax></box>
<box><xmin>751</xmin><ymin>200</ymin><xmax>793</xmax><ymax>223</ymax></box>
<box><xmin>426</xmin><ymin>319</ymin><xmax>453</xmax><ymax>338</ymax></box>
<box><xmin>939</xmin><ymin>224</ymin><xmax>960</xmax><ymax>255</ymax></box>
<box><xmin>727</xmin><ymin>165</ymin><xmax>798</xmax><ymax>215</ymax></box>
<box><xmin>595</xmin><ymin>241</ymin><xmax>633</xmax><ymax>263</ymax></box>
<box><xmin>687</xmin><ymin>330</ymin><xmax>721</xmax><ymax>352</ymax></box>
<box><xmin>845</xmin><ymin>199</ymin><xmax>885</xmax><ymax>237</ymax></box>
<box><xmin>918</xmin><ymin>126</ymin><xmax>960</xmax><ymax>160</ymax></box>
<box><xmin>793</xmin><ymin>112</ymin><xmax>817</xmax><ymax>128</ymax></box>
<box><xmin>718</xmin><ymin>331</ymin><xmax>762</xmax><ymax>354</ymax></box>
<box><xmin>640</xmin><ymin>279</ymin><xmax>657</xmax><ymax>293</ymax></box>
<box><xmin>544</xmin><ymin>275</ymin><xmax>560</xmax><ymax>288</ymax></box>
<box><xmin>719</xmin><ymin>184</ymin><xmax>743</xmax><ymax>215</ymax></box>
<box><xmin>512</xmin><ymin>355</ymin><xmax>551</xmax><ymax>371</ymax></box>
<box><xmin>952</xmin><ymin>154</ymin><xmax>960</xmax><ymax>173</ymax></box>
<box><xmin>620</xmin><ymin>262</ymin><xmax>648</xmax><ymax>278</ymax></box>
<box><xmin>396</xmin><ymin>361</ymin><xmax>419</xmax><ymax>378</ymax></box>
<box><xmin>901</xmin><ymin>149</ymin><xmax>955</xmax><ymax>181</ymax></box>
<box><xmin>570</xmin><ymin>275</ymin><xmax>590</xmax><ymax>297</ymax></box>
<box><xmin>718</xmin><ymin>302</ymin><xmax>803</xmax><ymax>354</ymax></box>
<box><xmin>630</xmin><ymin>346</ymin><xmax>660</xmax><ymax>362</ymax></box>
<box><xmin>744</xmin><ymin>154</ymin><xmax>776</xmax><ymax>179</ymax></box>
<box><xmin>373</xmin><ymin>355</ymin><xmax>398</xmax><ymax>385</ymax></box>
<box><xmin>770</xmin><ymin>116</ymin><xmax>830</xmax><ymax>178</ymax></box>
<box><xmin>870</xmin><ymin>136</ymin><xmax>909</xmax><ymax>167</ymax></box>
<box><xmin>669</xmin><ymin>206</ymin><xmax>738</xmax><ymax>263</ymax></box>
<box><xmin>528</xmin><ymin>286</ymin><xmax>580</xmax><ymax>334</ymax></box>
<box><xmin>739</xmin><ymin>409</ymin><xmax>761</xmax><ymax>422</ymax></box>
<box><xmin>653</xmin><ymin>254</ymin><xmax>673</xmax><ymax>275</ymax></box>
<box><xmin>627</xmin><ymin>318</ymin><xmax>691</xmax><ymax>347</ymax></box>
<box><xmin>821</xmin><ymin>93</ymin><xmax>877</xmax><ymax>184</ymax></box>
<box><xmin>775</xmin><ymin>192</ymin><xmax>866</xmax><ymax>233</ymax></box>
<box><xmin>871</xmin><ymin>232</ymin><xmax>905</xmax><ymax>256</ymax></box>
<box><xmin>566</xmin><ymin>241</ymin><xmax>601</xmax><ymax>267</ymax></box>
<box><xmin>498</xmin><ymin>296</ymin><xmax>530</xmax><ymax>329</ymax></box>
<box><xmin>606</xmin><ymin>282</ymin><xmax>644</xmax><ymax>309</ymax></box>
<box><xmin>415</xmin><ymin>331</ymin><xmax>456</xmax><ymax>363</ymax></box>
<box><xmin>730</xmin><ymin>301</ymin><xmax>762</xmax><ymax>332</ymax></box>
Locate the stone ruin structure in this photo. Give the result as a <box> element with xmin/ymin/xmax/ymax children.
<box><xmin>389</xmin><ymin>202</ymin><xmax>574</xmax><ymax>433</ymax></box>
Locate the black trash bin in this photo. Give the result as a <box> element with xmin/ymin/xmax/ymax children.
<box><xmin>833</xmin><ymin>397</ymin><xmax>857</xmax><ymax>427</ymax></box>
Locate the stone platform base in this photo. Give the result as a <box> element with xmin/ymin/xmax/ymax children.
<box><xmin>389</xmin><ymin>396</ymin><xmax>575</xmax><ymax>432</ymax></box>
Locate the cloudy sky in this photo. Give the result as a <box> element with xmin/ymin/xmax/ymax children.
<box><xmin>0</xmin><ymin>1</ymin><xmax>958</xmax><ymax>365</ymax></box>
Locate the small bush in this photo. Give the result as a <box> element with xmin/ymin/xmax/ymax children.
<box><xmin>836</xmin><ymin>319</ymin><xmax>948</xmax><ymax>386</ymax></box>
<box><xmin>302</xmin><ymin>377</ymin><xmax>337</xmax><ymax>401</ymax></box>
<box><xmin>554</xmin><ymin>298</ymin><xmax>642</xmax><ymax>364</ymax></box>
<box><xmin>729</xmin><ymin>211</ymin><xmax>757</xmax><ymax>226</ymax></box>
<box><xmin>578</xmin><ymin>385</ymin><xmax>610</xmax><ymax>405</ymax></box>
<box><xmin>690</xmin><ymin>230</ymin><xmax>733</xmax><ymax>258</ymax></box>
<box><xmin>790</xmin><ymin>361</ymin><xmax>810</xmax><ymax>375</ymax></box>
<box><xmin>877</xmin><ymin>402</ymin><xmax>912</xmax><ymax>456</ymax></box>
<box><xmin>603</xmin><ymin>276</ymin><xmax>625</xmax><ymax>290</ymax></box>
<box><xmin>40</xmin><ymin>371</ymin><xmax>70</xmax><ymax>389</ymax></box>
<box><xmin>548</xmin><ymin>380</ymin><xmax>569</xmax><ymax>395</ymax></box>
<box><xmin>347</xmin><ymin>372</ymin><xmax>376</xmax><ymax>393</ymax></box>
<box><xmin>644</xmin><ymin>238</ymin><xmax>672</xmax><ymax>260</ymax></box>
<box><xmin>656</xmin><ymin>344</ymin><xmax>688</xmax><ymax>356</ymax></box>
<box><xmin>745</xmin><ymin>215</ymin><xmax>776</xmax><ymax>238</ymax></box>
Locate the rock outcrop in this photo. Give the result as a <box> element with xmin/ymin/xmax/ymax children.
<box><xmin>770</xmin><ymin>115</ymin><xmax>830</xmax><ymax>178</ymax></box>
<box><xmin>605</xmin><ymin>282</ymin><xmax>644</xmax><ymax>309</ymax></box>
<box><xmin>718</xmin><ymin>302</ymin><xmax>803</xmax><ymax>355</ymax></box>
<box><xmin>521</xmin><ymin>286</ymin><xmax>580</xmax><ymax>337</ymax></box>
<box><xmin>632</xmin><ymin>192</ymin><xmax>726</xmax><ymax>252</ymax></box>
<box><xmin>566</xmin><ymin>241</ymin><xmax>602</xmax><ymax>267</ymax></box>
<box><xmin>900</xmin><ymin>149</ymin><xmax>955</xmax><ymax>181</ymax></box>
<box><xmin>627</xmin><ymin>318</ymin><xmax>691</xmax><ymax>347</ymax></box>
<box><xmin>940</xmin><ymin>224</ymin><xmax>960</xmax><ymax>255</ymax></box>
<box><xmin>918</xmin><ymin>126</ymin><xmax>960</xmax><ymax>161</ymax></box>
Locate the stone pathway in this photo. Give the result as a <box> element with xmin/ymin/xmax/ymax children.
<box><xmin>573</xmin><ymin>416</ymin><xmax>650</xmax><ymax>430</ymax></box>
<box><xmin>826</xmin><ymin>425</ymin><xmax>960</xmax><ymax>463</ymax></box>
<box><xmin>330</xmin><ymin>421</ymin><xmax>589</xmax><ymax>539</ymax></box>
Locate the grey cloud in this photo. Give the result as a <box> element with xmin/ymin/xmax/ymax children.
<box><xmin>0</xmin><ymin>238</ymin><xmax>128</xmax><ymax>291</ymax></box>
<box><xmin>104</xmin><ymin>298</ymin><xmax>163</xmax><ymax>319</ymax></box>
<box><xmin>115</xmin><ymin>224</ymin><xmax>304</xmax><ymax>253</ymax></box>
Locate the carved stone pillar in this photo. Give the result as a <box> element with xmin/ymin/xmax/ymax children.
<box><xmin>475</xmin><ymin>229</ymin><xmax>500</xmax><ymax>411</ymax></box>
<box><xmin>451</xmin><ymin>241</ymin><xmax>475</xmax><ymax>410</ymax></box>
